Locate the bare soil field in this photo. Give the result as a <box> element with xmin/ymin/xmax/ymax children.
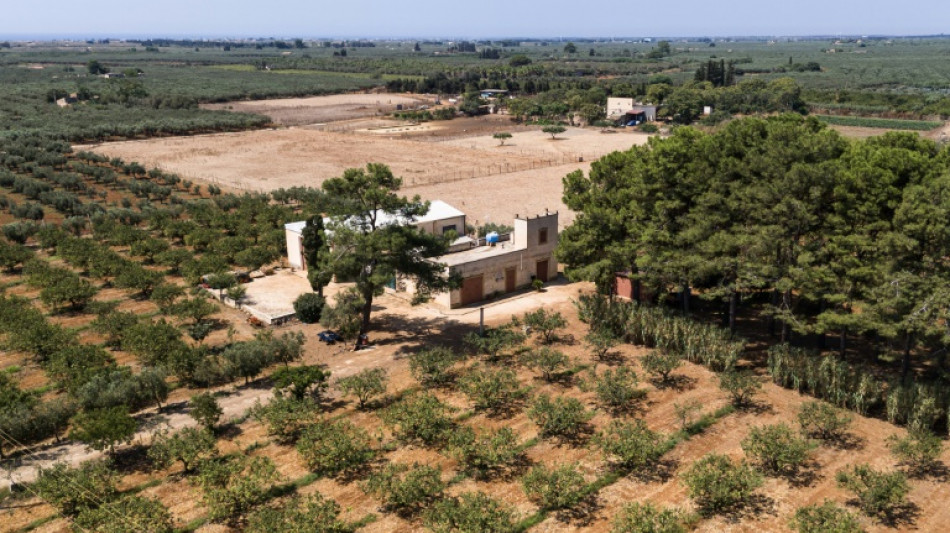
<box><xmin>201</xmin><ymin>93</ymin><xmax>434</xmax><ymax>126</ymax></box>
<box><xmin>84</xmin><ymin>105</ymin><xmax>649</xmax><ymax>229</ymax></box>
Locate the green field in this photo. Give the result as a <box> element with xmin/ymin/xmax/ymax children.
<box><xmin>815</xmin><ymin>114</ymin><xmax>943</xmax><ymax>130</ymax></box>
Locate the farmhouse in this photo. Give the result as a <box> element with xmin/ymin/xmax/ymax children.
<box><xmin>284</xmin><ymin>201</ymin><xmax>558</xmax><ymax>308</ymax></box>
<box><xmin>605</xmin><ymin>97</ymin><xmax>657</xmax><ymax>123</ymax></box>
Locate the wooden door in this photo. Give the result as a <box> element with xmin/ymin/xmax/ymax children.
<box><xmin>505</xmin><ymin>267</ymin><xmax>516</xmax><ymax>292</ymax></box>
<box><xmin>536</xmin><ymin>260</ymin><xmax>549</xmax><ymax>282</ymax></box>
<box><xmin>460</xmin><ymin>275</ymin><xmax>484</xmax><ymax>306</ymax></box>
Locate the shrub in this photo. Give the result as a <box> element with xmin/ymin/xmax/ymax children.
<box><xmin>459</xmin><ymin>365</ymin><xmax>526</xmax><ymax>414</ymax></box>
<box><xmin>247</xmin><ymin>493</ymin><xmax>349</xmax><ymax>533</ymax></box>
<box><xmin>887</xmin><ymin>429</ymin><xmax>943</xmax><ymax>475</ymax></box>
<box><xmin>835</xmin><ymin>464</ymin><xmax>909</xmax><ymax>518</ymax></box>
<box><xmin>74</xmin><ymin>495</ymin><xmax>174</xmax><ymax>533</ymax></box>
<box><xmin>381</xmin><ymin>393</ymin><xmax>453</xmax><ymax>446</ymax></box>
<box><xmin>522</xmin><ymin>308</ymin><xmax>567</xmax><ymax>343</ymax></box>
<box><xmin>798</xmin><ymin>401</ymin><xmax>853</xmax><ymax>441</ymax></box>
<box><xmin>585</xmin><ymin>365</ymin><xmax>645</xmax><ymax>412</ymax></box>
<box><xmin>594</xmin><ymin>419</ymin><xmax>666</xmax><ymax>471</ymax></box>
<box><xmin>464</xmin><ymin>326</ymin><xmax>526</xmax><ymax>361</ymax></box>
<box><xmin>585</xmin><ymin>326</ymin><xmax>620</xmax><ymax>360</ymax></box>
<box><xmin>674</xmin><ymin>399</ymin><xmax>703</xmax><ymax>430</ymax></box>
<box><xmin>222</xmin><ymin>339</ymin><xmax>274</xmax><ymax>384</ymax></box>
<box><xmin>293</xmin><ymin>292</ymin><xmax>325</xmax><ymax>324</ymax></box>
<box><xmin>320</xmin><ymin>287</ymin><xmax>363</xmax><ymax>342</ymax></box>
<box><xmin>362</xmin><ymin>462</ymin><xmax>444</xmax><ymax>514</ymax></box>
<box><xmin>611</xmin><ymin>502</ymin><xmax>695</xmax><ymax>533</ymax></box>
<box><xmin>542</xmin><ymin>125</ymin><xmax>567</xmax><ymax>139</ymax></box>
<box><xmin>69</xmin><ymin>406</ymin><xmax>137</xmax><ymax>454</ymax></box>
<box><xmin>424</xmin><ymin>492</ymin><xmax>518</xmax><ymax>533</ymax></box>
<box><xmin>791</xmin><ymin>500</ymin><xmax>864</xmax><ymax>533</ymax></box>
<box><xmin>521</xmin><ymin>463</ymin><xmax>586</xmax><ymax>510</ymax></box>
<box><xmin>741</xmin><ymin>423</ymin><xmax>815</xmax><ymax>475</ymax></box>
<box><xmin>195</xmin><ymin>455</ymin><xmax>279</xmax><ymax>524</ymax></box>
<box><xmin>296</xmin><ymin>419</ymin><xmax>375</xmax><ymax>477</ymax></box>
<box><xmin>148</xmin><ymin>427</ymin><xmax>217</xmax><ymax>474</ymax></box>
<box><xmin>719</xmin><ymin>370</ymin><xmax>762</xmax><ymax>407</ymax></box>
<box><xmin>639</xmin><ymin>122</ymin><xmax>660</xmax><ymax>133</ymax></box>
<box><xmin>527</xmin><ymin>394</ymin><xmax>593</xmax><ymax>441</ymax></box>
<box><xmin>641</xmin><ymin>350</ymin><xmax>682</xmax><ymax>383</ymax></box>
<box><xmin>524</xmin><ymin>347</ymin><xmax>571</xmax><ymax>382</ymax></box>
<box><xmin>409</xmin><ymin>346</ymin><xmax>458</xmax><ymax>386</ymax></box>
<box><xmin>250</xmin><ymin>396</ymin><xmax>320</xmax><ymax>445</ymax></box>
<box><xmin>336</xmin><ymin>367</ymin><xmax>388</xmax><ymax>408</ymax></box>
<box><xmin>680</xmin><ymin>454</ymin><xmax>762</xmax><ymax>514</ymax></box>
<box><xmin>189</xmin><ymin>392</ymin><xmax>223</xmax><ymax>432</ymax></box>
<box><xmin>446</xmin><ymin>426</ymin><xmax>521</xmax><ymax>478</ymax></box>
<box><xmin>271</xmin><ymin>365</ymin><xmax>330</xmax><ymax>400</ymax></box>
<box><xmin>33</xmin><ymin>461</ymin><xmax>115</xmax><ymax>517</ymax></box>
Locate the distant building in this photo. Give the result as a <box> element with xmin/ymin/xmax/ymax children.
<box><xmin>606</xmin><ymin>97</ymin><xmax>657</xmax><ymax>123</ymax></box>
<box><xmin>284</xmin><ymin>201</ymin><xmax>558</xmax><ymax>308</ymax></box>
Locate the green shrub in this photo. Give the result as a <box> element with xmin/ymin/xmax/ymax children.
<box><xmin>293</xmin><ymin>292</ymin><xmax>325</xmax><ymax>323</ymax></box>
<box><xmin>459</xmin><ymin>365</ymin><xmax>526</xmax><ymax>414</ymax></box>
<box><xmin>791</xmin><ymin>500</ymin><xmax>864</xmax><ymax>533</ymax></box>
<box><xmin>424</xmin><ymin>492</ymin><xmax>518</xmax><ymax>533</ymax></box>
<box><xmin>189</xmin><ymin>391</ymin><xmax>223</xmax><ymax>432</ymax></box>
<box><xmin>464</xmin><ymin>326</ymin><xmax>526</xmax><ymax>361</ymax></box>
<box><xmin>34</xmin><ymin>461</ymin><xmax>118</xmax><ymax>516</ymax></box>
<box><xmin>68</xmin><ymin>406</ymin><xmax>137</xmax><ymax>454</ymax></box>
<box><xmin>524</xmin><ymin>347</ymin><xmax>571</xmax><ymax>382</ymax></box>
<box><xmin>528</xmin><ymin>394</ymin><xmax>593</xmax><ymax>441</ymax></box>
<box><xmin>446</xmin><ymin>426</ymin><xmax>521</xmax><ymax>478</ymax></box>
<box><xmin>680</xmin><ymin>454</ymin><xmax>762</xmax><ymax>514</ymax></box>
<box><xmin>247</xmin><ymin>493</ymin><xmax>348</xmax><ymax>533</ymax></box>
<box><xmin>381</xmin><ymin>393</ymin><xmax>453</xmax><ymax>446</ymax></box>
<box><xmin>362</xmin><ymin>462</ymin><xmax>444</xmax><ymax>514</ymax></box>
<box><xmin>798</xmin><ymin>401</ymin><xmax>853</xmax><ymax>441</ymax></box>
<box><xmin>336</xmin><ymin>367</ymin><xmax>388</xmax><ymax>408</ymax></box>
<box><xmin>741</xmin><ymin>423</ymin><xmax>815</xmax><ymax>475</ymax></box>
<box><xmin>585</xmin><ymin>365</ymin><xmax>646</xmax><ymax>412</ymax></box>
<box><xmin>195</xmin><ymin>455</ymin><xmax>279</xmax><ymax>524</ymax></box>
<box><xmin>719</xmin><ymin>370</ymin><xmax>762</xmax><ymax>407</ymax></box>
<box><xmin>594</xmin><ymin>419</ymin><xmax>666</xmax><ymax>471</ymax></box>
<box><xmin>641</xmin><ymin>350</ymin><xmax>682</xmax><ymax>383</ymax></box>
<box><xmin>250</xmin><ymin>396</ymin><xmax>320</xmax><ymax>445</ymax></box>
<box><xmin>638</xmin><ymin>122</ymin><xmax>660</xmax><ymax>133</ymax></box>
<box><xmin>148</xmin><ymin>427</ymin><xmax>217</xmax><ymax>474</ymax></box>
<box><xmin>521</xmin><ymin>463</ymin><xmax>586</xmax><ymax>510</ymax></box>
<box><xmin>271</xmin><ymin>365</ymin><xmax>330</xmax><ymax>400</ymax></box>
<box><xmin>585</xmin><ymin>326</ymin><xmax>620</xmax><ymax>360</ymax></box>
<box><xmin>73</xmin><ymin>495</ymin><xmax>174</xmax><ymax>533</ymax></box>
<box><xmin>409</xmin><ymin>346</ymin><xmax>458</xmax><ymax>386</ymax></box>
<box><xmin>522</xmin><ymin>308</ymin><xmax>567</xmax><ymax>343</ymax></box>
<box><xmin>887</xmin><ymin>429</ymin><xmax>943</xmax><ymax>475</ymax></box>
<box><xmin>296</xmin><ymin>419</ymin><xmax>375</xmax><ymax>477</ymax></box>
<box><xmin>611</xmin><ymin>502</ymin><xmax>695</xmax><ymax>533</ymax></box>
<box><xmin>835</xmin><ymin>464</ymin><xmax>909</xmax><ymax>518</ymax></box>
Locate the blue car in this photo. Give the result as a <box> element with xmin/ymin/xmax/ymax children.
<box><xmin>318</xmin><ymin>330</ymin><xmax>343</xmax><ymax>344</ymax></box>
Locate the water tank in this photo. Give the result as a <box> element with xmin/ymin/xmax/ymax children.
<box><xmin>486</xmin><ymin>232</ymin><xmax>499</xmax><ymax>244</ymax></box>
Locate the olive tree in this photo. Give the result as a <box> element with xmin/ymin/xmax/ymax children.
<box><xmin>336</xmin><ymin>367</ymin><xmax>388</xmax><ymax>409</ymax></box>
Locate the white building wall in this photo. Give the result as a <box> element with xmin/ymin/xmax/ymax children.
<box><xmin>286</xmin><ymin>230</ymin><xmax>305</xmax><ymax>270</ymax></box>
<box><xmin>606</xmin><ymin>97</ymin><xmax>634</xmax><ymax>118</ymax></box>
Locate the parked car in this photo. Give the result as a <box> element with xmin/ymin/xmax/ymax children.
<box><xmin>318</xmin><ymin>330</ymin><xmax>343</xmax><ymax>344</ymax></box>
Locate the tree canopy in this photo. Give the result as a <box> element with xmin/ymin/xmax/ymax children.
<box><xmin>558</xmin><ymin>115</ymin><xmax>950</xmax><ymax>375</ymax></box>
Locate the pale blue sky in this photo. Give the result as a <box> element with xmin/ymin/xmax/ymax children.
<box><xmin>4</xmin><ymin>0</ymin><xmax>948</xmax><ymax>39</ymax></box>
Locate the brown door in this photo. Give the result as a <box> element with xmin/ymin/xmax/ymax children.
<box><xmin>505</xmin><ymin>267</ymin><xmax>517</xmax><ymax>292</ymax></box>
<box><xmin>536</xmin><ymin>260</ymin><xmax>549</xmax><ymax>282</ymax></box>
<box><xmin>460</xmin><ymin>275</ymin><xmax>484</xmax><ymax>306</ymax></box>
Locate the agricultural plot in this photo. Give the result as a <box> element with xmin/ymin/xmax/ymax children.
<box><xmin>83</xmin><ymin>108</ymin><xmax>650</xmax><ymax>230</ymax></box>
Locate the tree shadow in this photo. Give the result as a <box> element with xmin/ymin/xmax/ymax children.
<box><xmin>556</xmin><ymin>492</ymin><xmax>603</xmax><ymax>527</ymax></box>
<box><xmin>734</xmin><ymin>399</ymin><xmax>773</xmax><ymax>416</ymax></box>
<box><xmin>110</xmin><ymin>444</ymin><xmax>152</xmax><ymax>474</ymax></box>
<box><xmin>905</xmin><ymin>460</ymin><xmax>950</xmax><ymax>482</ymax></box>
<box><xmin>628</xmin><ymin>458</ymin><xmax>678</xmax><ymax>484</ymax></box>
<box><xmin>494</xmin><ymin>453</ymin><xmax>534</xmax><ymax>482</ymax></box>
<box><xmin>782</xmin><ymin>460</ymin><xmax>824</xmax><ymax>488</ymax></box>
<box><xmin>718</xmin><ymin>493</ymin><xmax>778</xmax><ymax>523</ymax></box>
<box><xmin>818</xmin><ymin>432</ymin><xmax>866</xmax><ymax>451</ymax></box>
<box><xmin>650</xmin><ymin>374</ymin><xmax>697</xmax><ymax>391</ymax></box>
<box><xmin>374</xmin><ymin>313</ymin><xmax>473</xmax><ymax>349</ymax></box>
<box><xmin>593</xmin><ymin>351</ymin><xmax>626</xmax><ymax>366</ymax></box>
<box><xmin>878</xmin><ymin>501</ymin><xmax>921</xmax><ymax>528</ymax></box>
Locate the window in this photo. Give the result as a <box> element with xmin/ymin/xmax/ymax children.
<box><xmin>538</xmin><ymin>227</ymin><xmax>548</xmax><ymax>245</ymax></box>
<box><xmin>442</xmin><ymin>225</ymin><xmax>457</xmax><ymax>235</ymax></box>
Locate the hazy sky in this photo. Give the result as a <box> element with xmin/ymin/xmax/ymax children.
<box><xmin>4</xmin><ymin>0</ymin><xmax>949</xmax><ymax>39</ymax></box>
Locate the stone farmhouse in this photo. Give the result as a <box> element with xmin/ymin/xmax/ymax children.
<box><xmin>284</xmin><ymin>201</ymin><xmax>558</xmax><ymax>308</ymax></box>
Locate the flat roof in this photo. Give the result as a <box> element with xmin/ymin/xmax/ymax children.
<box><xmin>285</xmin><ymin>200</ymin><xmax>464</xmax><ymax>234</ymax></box>
<box><xmin>439</xmin><ymin>241</ymin><xmax>522</xmax><ymax>267</ymax></box>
